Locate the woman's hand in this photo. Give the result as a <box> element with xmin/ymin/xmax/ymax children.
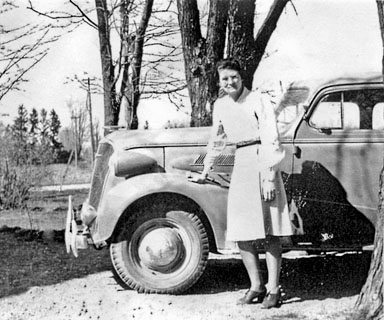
<box><xmin>262</xmin><ymin>180</ymin><xmax>276</xmax><ymax>202</ymax></box>
<box><xmin>187</xmin><ymin>172</ymin><xmax>207</xmax><ymax>184</ymax></box>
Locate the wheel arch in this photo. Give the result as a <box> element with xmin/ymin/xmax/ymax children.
<box><xmin>109</xmin><ymin>192</ymin><xmax>218</xmax><ymax>253</ymax></box>
<box><xmin>92</xmin><ymin>173</ymin><xmax>227</xmax><ymax>248</ymax></box>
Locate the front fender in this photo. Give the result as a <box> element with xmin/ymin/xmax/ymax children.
<box><xmin>91</xmin><ymin>173</ymin><xmax>228</xmax><ymax>246</ymax></box>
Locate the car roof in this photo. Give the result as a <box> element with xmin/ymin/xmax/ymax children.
<box><xmin>277</xmin><ymin>72</ymin><xmax>384</xmax><ymax>111</ymax></box>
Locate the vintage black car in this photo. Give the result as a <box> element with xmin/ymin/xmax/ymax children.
<box><xmin>66</xmin><ymin>73</ymin><xmax>382</xmax><ymax>294</ymax></box>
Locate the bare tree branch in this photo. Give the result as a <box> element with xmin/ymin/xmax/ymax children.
<box><xmin>0</xmin><ymin>51</ymin><xmax>47</xmax><ymax>101</ymax></box>
<box><xmin>69</xmin><ymin>0</ymin><xmax>98</xmax><ymax>28</ymax></box>
<box><xmin>0</xmin><ymin>3</ymin><xmax>61</xmax><ymax>101</ymax></box>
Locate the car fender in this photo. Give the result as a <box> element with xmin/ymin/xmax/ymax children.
<box><xmin>91</xmin><ymin>172</ymin><xmax>228</xmax><ymax>245</ymax></box>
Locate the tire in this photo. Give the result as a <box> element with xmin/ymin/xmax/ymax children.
<box><xmin>110</xmin><ymin>203</ymin><xmax>209</xmax><ymax>294</ymax></box>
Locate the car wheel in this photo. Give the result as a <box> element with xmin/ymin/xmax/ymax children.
<box><xmin>110</xmin><ymin>205</ymin><xmax>209</xmax><ymax>294</ymax></box>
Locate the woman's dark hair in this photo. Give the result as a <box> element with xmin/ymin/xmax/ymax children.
<box><xmin>216</xmin><ymin>58</ymin><xmax>242</xmax><ymax>73</ymax></box>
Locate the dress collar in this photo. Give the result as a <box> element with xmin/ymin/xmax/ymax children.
<box><xmin>236</xmin><ymin>86</ymin><xmax>250</xmax><ymax>103</ymax></box>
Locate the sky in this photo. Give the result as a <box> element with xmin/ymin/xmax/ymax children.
<box><xmin>252</xmin><ymin>0</ymin><xmax>383</xmax><ymax>92</ymax></box>
<box><xmin>0</xmin><ymin>0</ymin><xmax>383</xmax><ymax>129</ymax></box>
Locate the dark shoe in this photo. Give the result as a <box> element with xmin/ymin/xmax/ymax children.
<box><xmin>237</xmin><ymin>289</ymin><xmax>266</xmax><ymax>305</ymax></box>
<box><xmin>261</xmin><ymin>289</ymin><xmax>281</xmax><ymax>309</ymax></box>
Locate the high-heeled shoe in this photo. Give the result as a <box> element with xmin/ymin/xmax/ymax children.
<box><xmin>237</xmin><ymin>288</ymin><xmax>266</xmax><ymax>305</ymax></box>
<box><xmin>261</xmin><ymin>289</ymin><xmax>281</xmax><ymax>309</ymax></box>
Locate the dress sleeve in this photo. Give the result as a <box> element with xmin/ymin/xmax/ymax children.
<box><xmin>257</xmin><ymin>92</ymin><xmax>285</xmax><ymax>180</ymax></box>
<box><xmin>202</xmin><ymin>104</ymin><xmax>227</xmax><ymax>176</ymax></box>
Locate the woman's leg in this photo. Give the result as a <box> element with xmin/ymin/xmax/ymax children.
<box><xmin>264</xmin><ymin>235</ymin><xmax>282</xmax><ymax>293</ymax></box>
<box><xmin>238</xmin><ymin>241</ymin><xmax>264</xmax><ymax>291</ymax></box>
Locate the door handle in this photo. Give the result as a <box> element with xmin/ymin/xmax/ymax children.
<box><xmin>293</xmin><ymin>146</ymin><xmax>301</xmax><ymax>159</ymax></box>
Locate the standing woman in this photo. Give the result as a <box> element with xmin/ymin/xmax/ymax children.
<box><xmin>189</xmin><ymin>58</ymin><xmax>293</xmax><ymax>308</ymax></box>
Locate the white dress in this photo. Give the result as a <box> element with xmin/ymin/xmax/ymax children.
<box><xmin>205</xmin><ymin>87</ymin><xmax>293</xmax><ymax>241</ymax></box>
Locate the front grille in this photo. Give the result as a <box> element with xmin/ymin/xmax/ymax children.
<box><xmin>89</xmin><ymin>142</ymin><xmax>114</xmax><ymax>210</ymax></box>
<box><xmin>192</xmin><ymin>154</ymin><xmax>235</xmax><ymax>166</ymax></box>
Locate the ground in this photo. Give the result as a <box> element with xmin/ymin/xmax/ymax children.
<box><xmin>0</xmin><ymin>227</ymin><xmax>372</xmax><ymax>320</ymax></box>
<box><xmin>0</xmin><ymin>191</ymin><xmax>372</xmax><ymax>320</ymax></box>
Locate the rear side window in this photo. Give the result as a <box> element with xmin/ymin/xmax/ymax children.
<box><xmin>309</xmin><ymin>88</ymin><xmax>384</xmax><ymax>130</ymax></box>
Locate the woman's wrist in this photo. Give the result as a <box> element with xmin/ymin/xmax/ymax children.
<box><xmin>201</xmin><ymin>169</ymin><xmax>210</xmax><ymax>178</ymax></box>
<box><xmin>264</xmin><ymin>168</ymin><xmax>276</xmax><ymax>182</ymax></box>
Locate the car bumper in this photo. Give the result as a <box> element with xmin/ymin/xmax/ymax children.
<box><xmin>65</xmin><ymin>196</ymin><xmax>90</xmax><ymax>257</ymax></box>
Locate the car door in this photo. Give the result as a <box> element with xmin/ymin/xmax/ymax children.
<box><xmin>289</xmin><ymin>84</ymin><xmax>384</xmax><ymax>248</ymax></box>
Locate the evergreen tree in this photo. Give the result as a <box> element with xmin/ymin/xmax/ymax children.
<box><xmin>10</xmin><ymin>104</ymin><xmax>29</xmax><ymax>165</ymax></box>
<box><xmin>12</xmin><ymin>104</ymin><xmax>29</xmax><ymax>143</ymax></box>
<box><xmin>40</xmin><ymin>108</ymin><xmax>50</xmax><ymax>141</ymax></box>
<box><xmin>29</xmin><ymin>108</ymin><xmax>39</xmax><ymax>146</ymax></box>
<box><xmin>49</xmin><ymin>108</ymin><xmax>62</xmax><ymax>149</ymax></box>
<box><xmin>38</xmin><ymin>108</ymin><xmax>55</xmax><ymax>164</ymax></box>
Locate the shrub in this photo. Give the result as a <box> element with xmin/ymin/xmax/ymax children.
<box><xmin>0</xmin><ymin>132</ymin><xmax>49</xmax><ymax>209</ymax></box>
<box><xmin>0</xmin><ymin>160</ymin><xmax>32</xmax><ymax>209</ymax></box>
<box><xmin>54</xmin><ymin>149</ymin><xmax>72</xmax><ymax>164</ymax></box>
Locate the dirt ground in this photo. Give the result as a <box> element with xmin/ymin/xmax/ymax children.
<box><xmin>0</xmin><ymin>225</ymin><xmax>371</xmax><ymax>320</ymax></box>
<box><xmin>0</xmin><ymin>192</ymin><xmax>372</xmax><ymax>320</ymax></box>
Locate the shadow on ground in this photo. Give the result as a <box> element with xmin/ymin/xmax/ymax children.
<box><xmin>0</xmin><ymin>229</ymin><xmax>372</xmax><ymax>302</ymax></box>
<box><xmin>189</xmin><ymin>251</ymin><xmax>372</xmax><ymax>302</ymax></box>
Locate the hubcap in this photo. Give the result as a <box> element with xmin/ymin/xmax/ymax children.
<box><xmin>138</xmin><ymin>227</ymin><xmax>184</xmax><ymax>272</ymax></box>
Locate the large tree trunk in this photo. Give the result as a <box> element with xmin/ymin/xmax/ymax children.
<box><xmin>354</xmin><ymin>166</ymin><xmax>384</xmax><ymax>319</ymax></box>
<box><xmin>178</xmin><ymin>0</ymin><xmax>287</xmax><ymax>126</ymax></box>
<box><xmin>95</xmin><ymin>0</ymin><xmax>153</xmax><ymax>130</ymax></box>
<box><xmin>119</xmin><ymin>0</ymin><xmax>153</xmax><ymax>130</ymax></box>
<box><xmin>227</xmin><ymin>0</ymin><xmax>256</xmax><ymax>89</ymax></box>
<box><xmin>227</xmin><ymin>0</ymin><xmax>289</xmax><ymax>89</ymax></box>
<box><xmin>128</xmin><ymin>0</ymin><xmax>153</xmax><ymax>129</ymax></box>
<box><xmin>118</xmin><ymin>0</ymin><xmax>132</xmax><ymax>128</ymax></box>
<box><xmin>177</xmin><ymin>0</ymin><xmax>228</xmax><ymax>127</ymax></box>
<box><xmin>206</xmin><ymin>0</ymin><xmax>230</xmax><ymax>111</ymax></box>
<box><xmin>94</xmin><ymin>0</ymin><xmax>119</xmax><ymax>127</ymax></box>
<box><xmin>177</xmin><ymin>0</ymin><xmax>207</xmax><ymax>127</ymax></box>
<box><xmin>354</xmin><ymin>2</ymin><xmax>384</xmax><ymax>318</ymax></box>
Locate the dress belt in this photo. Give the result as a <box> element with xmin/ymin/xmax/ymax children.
<box><xmin>236</xmin><ymin>139</ymin><xmax>261</xmax><ymax>149</ymax></box>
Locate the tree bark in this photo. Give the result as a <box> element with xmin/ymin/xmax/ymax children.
<box><xmin>206</xmin><ymin>0</ymin><xmax>229</xmax><ymax>114</ymax></box>
<box><xmin>128</xmin><ymin>0</ymin><xmax>153</xmax><ymax>129</ymax></box>
<box><xmin>178</xmin><ymin>0</ymin><xmax>287</xmax><ymax>126</ymax></box>
<box><xmin>354</xmin><ymin>166</ymin><xmax>384</xmax><ymax>319</ymax></box>
<box><xmin>354</xmin><ymin>1</ymin><xmax>384</xmax><ymax>318</ymax></box>
<box><xmin>227</xmin><ymin>0</ymin><xmax>289</xmax><ymax>89</ymax></box>
<box><xmin>227</xmin><ymin>0</ymin><xmax>256</xmax><ymax>89</ymax></box>
<box><xmin>118</xmin><ymin>0</ymin><xmax>132</xmax><ymax>128</ymax></box>
<box><xmin>177</xmin><ymin>0</ymin><xmax>228</xmax><ymax>127</ymax></box>
<box><xmin>94</xmin><ymin>0</ymin><xmax>119</xmax><ymax>128</ymax></box>
<box><xmin>177</xmin><ymin>0</ymin><xmax>206</xmax><ymax>127</ymax></box>
<box><xmin>118</xmin><ymin>0</ymin><xmax>153</xmax><ymax>130</ymax></box>
<box><xmin>95</xmin><ymin>0</ymin><xmax>153</xmax><ymax>130</ymax></box>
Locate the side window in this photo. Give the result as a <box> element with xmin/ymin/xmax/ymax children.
<box><xmin>309</xmin><ymin>92</ymin><xmax>344</xmax><ymax>129</ymax></box>
<box><xmin>372</xmin><ymin>103</ymin><xmax>384</xmax><ymax>130</ymax></box>
<box><xmin>309</xmin><ymin>88</ymin><xmax>384</xmax><ymax>130</ymax></box>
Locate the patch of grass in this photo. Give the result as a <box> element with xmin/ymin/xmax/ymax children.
<box><xmin>1</xmin><ymin>189</ymin><xmax>88</xmax><ymax>230</ymax></box>
<box><xmin>39</xmin><ymin>161</ymin><xmax>92</xmax><ymax>186</ymax></box>
<box><xmin>1</xmin><ymin>206</ymin><xmax>67</xmax><ymax>231</ymax></box>
<box><xmin>0</xmin><ymin>230</ymin><xmax>110</xmax><ymax>298</ymax></box>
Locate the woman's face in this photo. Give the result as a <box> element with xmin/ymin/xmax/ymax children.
<box><xmin>218</xmin><ymin>68</ymin><xmax>243</xmax><ymax>99</ymax></box>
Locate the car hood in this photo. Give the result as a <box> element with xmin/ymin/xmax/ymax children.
<box><xmin>103</xmin><ymin>127</ymin><xmax>212</xmax><ymax>152</ymax></box>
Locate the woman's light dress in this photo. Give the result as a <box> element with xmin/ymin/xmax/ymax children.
<box><xmin>205</xmin><ymin>87</ymin><xmax>293</xmax><ymax>241</ymax></box>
